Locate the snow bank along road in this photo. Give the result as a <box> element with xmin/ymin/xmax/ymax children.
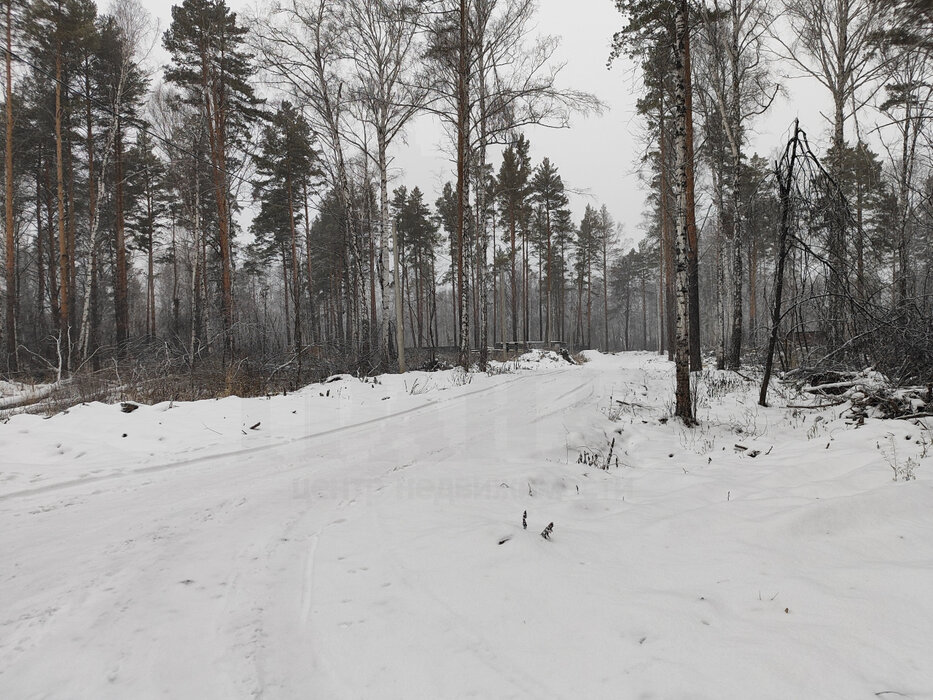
<box><xmin>1</xmin><ymin>352</ymin><xmax>932</xmax><ymax>699</ymax></box>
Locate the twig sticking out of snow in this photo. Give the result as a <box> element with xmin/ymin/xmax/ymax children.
<box><xmin>522</xmin><ymin>510</ymin><xmax>527</xmax><ymax>530</ymax></box>
<box><xmin>541</xmin><ymin>522</ymin><xmax>554</xmax><ymax>540</ymax></box>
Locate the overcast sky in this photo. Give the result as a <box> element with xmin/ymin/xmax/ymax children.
<box><xmin>144</xmin><ymin>0</ymin><xmax>831</xmax><ymax>248</ymax></box>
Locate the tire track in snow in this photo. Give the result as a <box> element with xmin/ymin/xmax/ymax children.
<box><xmin>300</xmin><ymin>533</ymin><xmax>319</xmax><ymax>625</ymax></box>
<box><xmin>0</xmin><ymin>368</ymin><xmax>572</xmax><ymax>504</ymax></box>
<box><xmin>0</xmin><ymin>361</ymin><xmax>593</xmax><ymax>698</ymax></box>
<box><xmin>529</xmin><ymin>380</ymin><xmax>595</xmax><ymax>423</ymax></box>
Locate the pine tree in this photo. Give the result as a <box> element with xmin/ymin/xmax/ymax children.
<box><xmin>95</xmin><ymin>12</ymin><xmax>147</xmax><ymax>349</ymax></box>
<box><xmin>251</xmin><ymin>101</ymin><xmax>319</xmax><ymax>377</ymax></box>
<box><xmin>164</xmin><ymin>0</ymin><xmax>262</xmax><ymax>364</ymax></box>
<box><xmin>25</xmin><ymin>0</ymin><xmax>97</xmax><ymax>369</ymax></box>
<box><xmin>392</xmin><ymin>186</ymin><xmax>439</xmax><ymax>349</ymax></box>
<box><xmin>825</xmin><ymin>141</ymin><xmax>895</xmax><ymax>299</ymax></box>
<box><xmin>435</xmin><ymin>181</ymin><xmax>460</xmax><ymax>342</ymax></box>
<box><xmin>124</xmin><ymin>130</ymin><xmax>168</xmax><ymax>340</ymax></box>
<box><xmin>530</xmin><ymin>158</ymin><xmax>569</xmax><ymax>344</ymax></box>
<box><xmin>496</xmin><ymin>135</ymin><xmax>532</xmax><ymax>343</ymax></box>
<box><xmin>575</xmin><ymin>205</ymin><xmax>602</xmax><ymax>348</ymax></box>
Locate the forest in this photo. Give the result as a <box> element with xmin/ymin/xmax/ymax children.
<box><xmin>5</xmin><ymin>3</ymin><xmax>933</xmax><ymax>695</ymax></box>
<box><xmin>0</xmin><ymin>0</ymin><xmax>931</xmax><ymax>414</ymax></box>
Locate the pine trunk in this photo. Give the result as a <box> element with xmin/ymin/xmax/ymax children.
<box><xmin>393</xmin><ymin>220</ymin><xmax>405</xmax><ymax>372</ymax></box>
<box><xmin>200</xmin><ymin>51</ymin><xmax>235</xmax><ymax>364</ymax></box>
<box><xmin>456</xmin><ymin>0</ymin><xmax>470</xmax><ymax>368</ymax></box>
<box><xmin>603</xmin><ymin>239</ymin><xmax>609</xmax><ymax>351</ymax></box>
<box><xmin>54</xmin><ymin>52</ymin><xmax>69</xmax><ymax>368</ymax></box>
<box><xmin>828</xmin><ymin>73</ymin><xmax>846</xmax><ymax>347</ymax></box>
<box><xmin>544</xmin><ymin>208</ymin><xmax>551</xmax><ymax>343</ymax></box>
<box><xmin>4</xmin><ymin>0</ymin><xmax>15</xmax><ymax>369</ymax></box>
<box><xmin>147</xmin><ymin>182</ymin><xmax>155</xmax><ymax>339</ymax></box>
<box><xmin>115</xmin><ymin>120</ymin><xmax>129</xmax><ymax>348</ymax></box>
<box><xmin>303</xmin><ymin>182</ymin><xmax>316</xmax><ymax>342</ymax></box>
<box><xmin>287</xmin><ymin>169</ymin><xmax>302</xmax><ymax>378</ymax></box>
<box><xmin>727</xmin><ymin>7</ymin><xmax>743</xmax><ymax>370</ymax></box>
<box><xmin>510</xmin><ymin>214</ymin><xmax>517</xmax><ymax>341</ymax></box>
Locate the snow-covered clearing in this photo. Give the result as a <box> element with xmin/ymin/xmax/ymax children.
<box><xmin>1</xmin><ymin>351</ymin><xmax>932</xmax><ymax>699</ymax></box>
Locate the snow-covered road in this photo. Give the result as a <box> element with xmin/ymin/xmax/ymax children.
<box><xmin>2</xmin><ymin>352</ymin><xmax>932</xmax><ymax>699</ymax></box>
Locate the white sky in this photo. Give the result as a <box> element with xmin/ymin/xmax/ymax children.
<box><xmin>142</xmin><ymin>0</ymin><xmax>834</xmax><ymax>247</ymax></box>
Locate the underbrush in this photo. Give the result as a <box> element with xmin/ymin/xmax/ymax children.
<box><xmin>1</xmin><ymin>343</ymin><xmax>544</xmax><ymax>417</ymax></box>
<box><xmin>2</xmin><ymin>341</ymin><xmax>381</xmax><ymax>416</ymax></box>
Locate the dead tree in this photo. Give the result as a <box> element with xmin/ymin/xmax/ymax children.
<box><xmin>760</xmin><ymin>120</ymin><xmax>800</xmax><ymax>406</ymax></box>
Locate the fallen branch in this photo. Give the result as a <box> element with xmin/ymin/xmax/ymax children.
<box><xmin>786</xmin><ymin>399</ymin><xmax>847</xmax><ymax>409</ymax></box>
<box><xmin>802</xmin><ymin>380</ymin><xmax>858</xmax><ymax>394</ymax></box>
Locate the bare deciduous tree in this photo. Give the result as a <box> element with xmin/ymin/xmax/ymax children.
<box><xmin>342</xmin><ymin>0</ymin><xmax>428</xmax><ymax>372</ymax></box>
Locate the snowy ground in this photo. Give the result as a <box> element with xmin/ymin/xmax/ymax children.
<box><xmin>1</xmin><ymin>351</ymin><xmax>932</xmax><ymax>699</ymax></box>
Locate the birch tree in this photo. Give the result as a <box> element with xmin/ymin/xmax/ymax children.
<box><xmin>251</xmin><ymin>0</ymin><xmax>369</xmax><ymax>360</ymax></box>
<box><xmin>672</xmin><ymin>0</ymin><xmax>693</xmax><ymax>424</ymax></box>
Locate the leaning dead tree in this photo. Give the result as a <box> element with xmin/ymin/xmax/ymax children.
<box><xmin>759</xmin><ymin>120</ymin><xmax>800</xmax><ymax>407</ymax></box>
<box><xmin>759</xmin><ymin>122</ymin><xmax>858</xmax><ymax>406</ymax></box>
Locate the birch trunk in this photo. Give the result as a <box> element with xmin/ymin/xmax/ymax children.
<box><xmin>673</xmin><ymin>0</ymin><xmax>694</xmax><ymax>424</ymax></box>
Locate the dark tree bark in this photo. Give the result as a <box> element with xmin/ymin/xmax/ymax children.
<box><xmin>456</xmin><ymin>0</ymin><xmax>470</xmax><ymax>368</ymax></box>
<box><xmin>4</xmin><ymin>0</ymin><xmax>15</xmax><ymax>369</ymax></box>
<box><xmin>54</xmin><ymin>49</ymin><xmax>69</xmax><ymax>368</ymax></box>
<box><xmin>726</xmin><ymin>9</ymin><xmax>743</xmax><ymax>370</ymax></box>
<box><xmin>684</xmin><ymin>25</ymin><xmax>701</xmax><ymax>371</ymax></box>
